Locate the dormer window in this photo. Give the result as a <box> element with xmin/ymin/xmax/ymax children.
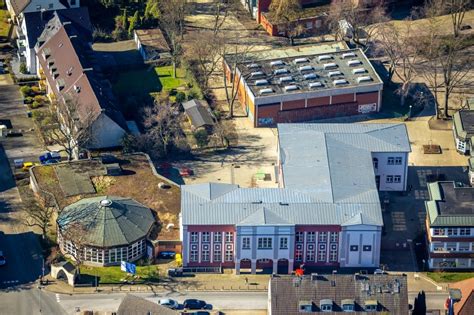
<box><xmin>320</xmin><ymin>299</ymin><xmax>333</xmax><ymax>312</ymax></box>
<box><xmin>365</xmin><ymin>300</ymin><xmax>378</xmax><ymax>312</ymax></box>
<box><xmin>298</xmin><ymin>300</ymin><xmax>314</xmax><ymax>313</ymax></box>
<box><xmin>342</xmin><ymin>299</ymin><xmax>355</xmax><ymax>312</ymax></box>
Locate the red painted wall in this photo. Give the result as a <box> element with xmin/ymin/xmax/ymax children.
<box><xmin>356</xmin><ymin>91</ymin><xmax>379</xmax><ymax>105</ymax></box>
<box><xmin>307</xmin><ymin>96</ymin><xmax>331</xmax><ymax>107</ymax></box>
<box><xmin>332</xmin><ymin>93</ymin><xmax>355</xmax><ymax>104</ymax></box>
<box><xmin>282</xmin><ymin>99</ymin><xmax>305</xmax><ymax>110</ymax></box>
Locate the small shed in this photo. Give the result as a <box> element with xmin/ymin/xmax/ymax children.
<box><xmin>182</xmin><ymin>99</ymin><xmax>216</xmax><ymax>131</ymax></box>
<box><xmin>134</xmin><ymin>29</ymin><xmax>171</xmax><ymax>63</ymax></box>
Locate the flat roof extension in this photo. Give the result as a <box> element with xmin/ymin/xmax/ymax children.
<box><xmin>237</xmin><ymin>48</ymin><xmax>382</xmax><ymax>97</ymax></box>
<box><xmin>426</xmin><ymin>181</ymin><xmax>474</xmax><ymax>227</ymax></box>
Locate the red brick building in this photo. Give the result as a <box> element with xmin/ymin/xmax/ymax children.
<box><xmin>224</xmin><ymin>48</ymin><xmax>383</xmax><ymax>127</ymax></box>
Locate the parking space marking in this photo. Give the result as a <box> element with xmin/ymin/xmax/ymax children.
<box><xmin>391</xmin><ymin>211</ymin><xmax>407</xmax><ymax>231</ymax></box>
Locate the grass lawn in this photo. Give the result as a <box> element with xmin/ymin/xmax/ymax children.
<box><xmin>113</xmin><ymin>67</ymin><xmax>163</xmax><ymax>99</ymax></box>
<box><xmin>79</xmin><ymin>264</ymin><xmax>161</xmax><ymax>284</ymax></box>
<box><xmin>154</xmin><ymin>65</ymin><xmax>187</xmax><ymax>91</ymax></box>
<box><xmin>427</xmin><ymin>272</ymin><xmax>474</xmax><ymax>283</ymax></box>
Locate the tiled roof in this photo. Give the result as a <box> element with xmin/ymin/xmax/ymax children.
<box><xmin>36</xmin><ymin>22</ymin><xmax>127</xmax><ymax>131</ymax></box>
<box><xmin>23</xmin><ymin>8</ymin><xmax>91</xmax><ymax>50</ymax></box>
<box><xmin>453</xmin><ymin>277</ymin><xmax>474</xmax><ymax>315</ymax></box>
<box><xmin>426</xmin><ymin>182</ymin><xmax>474</xmax><ymax>227</ymax></box>
<box><xmin>57</xmin><ymin>196</ymin><xmax>155</xmax><ymax>248</ymax></box>
<box><xmin>270</xmin><ymin>274</ymin><xmax>409</xmax><ymax>315</ymax></box>
<box><xmin>117</xmin><ymin>294</ymin><xmax>177</xmax><ymax>315</ymax></box>
<box><xmin>8</xmin><ymin>0</ymin><xmax>32</xmax><ymax>16</ymax></box>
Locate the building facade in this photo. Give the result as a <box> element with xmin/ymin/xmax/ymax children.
<box><xmin>453</xmin><ymin>104</ymin><xmax>474</xmax><ymax>154</ymax></box>
<box><xmin>57</xmin><ymin>196</ymin><xmax>155</xmax><ymax>266</ymax></box>
<box><xmin>425</xmin><ymin>182</ymin><xmax>474</xmax><ymax>270</ymax></box>
<box><xmin>268</xmin><ymin>274</ymin><xmax>409</xmax><ymax>315</ymax></box>
<box><xmin>180</xmin><ymin>123</ymin><xmax>410</xmax><ymax>274</ymax></box>
<box><xmin>224</xmin><ymin>48</ymin><xmax>383</xmax><ymax>127</ymax></box>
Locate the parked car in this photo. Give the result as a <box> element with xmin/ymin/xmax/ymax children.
<box><xmin>158</xmin><ymin>251</ymin><xmax>176</xmax><ymax>259</ymax></box>
<box><xmin>183</xmin><ymin>299</ymin><xmax>209</xmax><ymax>310</ymax></box>
<box><xmin>22</xmin><ymin>162</ymin><xmax>39</xmax><ymax>171</ymax></box>
<box><xmin>6</xmin><ymin>130</ymin><xmax>23</xmax><ymax>137</ymax></box>
<box><xmin>158</xmin><ymin>298</ymin><xmax>179</xmax><ymax>310</ymax></box>
<box><xmin>39</xmin><ymin>151</ymin><xmax>61</xmax><ymax>164</ymax></box>
<box><xmin>0</xmin><ymin>251</ymin><xmax>6</xmax><ymax>266</ymax></box>
<box><xmin>43</xmin><ymin>159</ymin><xmax>59</xmax><ymax>165</ymax></box>
<box><xmin>14</xmin><ymin>159</ymin><xmax>24</xmax><ymax>168</ymax></box>
<box><xmin>373</xmin><ymin>269</ymin><xmax>388</xmax><ymax>275</ymax></box>
<box><xmin>179</xmin><ymin>167</ymin><xmax>194</xmax><ymax>177</ymax></box>
<box><xmin>167</xmin><ymin>268</ymin><xmax>184</xmax><ymax>277</ymax></box>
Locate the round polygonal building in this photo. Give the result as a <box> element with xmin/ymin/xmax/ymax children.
<box><xmin>57</xmin><ymin>196</ymin><xmax>155</xmax><ymax>266</ymax></box>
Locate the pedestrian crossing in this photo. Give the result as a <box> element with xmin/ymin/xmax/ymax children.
<box><xmin>56</xmin><ymin>294</ymin><xmax>61</xmax><ymax>303</ymax></box>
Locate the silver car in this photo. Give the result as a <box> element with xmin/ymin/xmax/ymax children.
<box><xmin>158</xmin><ymin>298</ymin><xmax>179</xmax><ymax>309</ymax></box>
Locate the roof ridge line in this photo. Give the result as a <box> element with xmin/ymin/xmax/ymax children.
<box><xmin>323</xmin><ymin>133</ymin><xmax>335</xmax><ymax>203</ymax></box>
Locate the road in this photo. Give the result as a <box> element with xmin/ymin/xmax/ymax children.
<box><xmin>0</xmin><ymin>74</ymin><xmax>64</xmax><ymax>315</ymax></box>
<box><xmin>52</xmin><ymin>289</ymin><xmax>449</xmax><ymax>314</ymax></box>
<box><xmin>53</xmin><ymin>291</ymin><xmax>269</xmax><ymax>314</ymax></box>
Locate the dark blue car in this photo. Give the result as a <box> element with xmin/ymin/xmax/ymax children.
<box><xmin>39</xmin><ymin>152</ymin><xmax>61</xmax><ymax>164</ymax></box>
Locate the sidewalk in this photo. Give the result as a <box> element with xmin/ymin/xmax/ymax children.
<box><xmin>404</xmin><ymin>272</ymin><xmax>447</xmax><ymax>292</ymax></box>
<box><xmin>43</xmin><ymin>273</ymin><xmax>271</xmax><ymax>294</ymax></box>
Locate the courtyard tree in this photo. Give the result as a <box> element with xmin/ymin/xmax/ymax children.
<box><xmin>268</xmin><ymin>0</ymin><xmax>304</xmax><ymax>45</ymax></box>
<box><xmin>22</xmin><ymin>195</ymin><xmax>55</xmax><ymax>240</ymax></box>
<box><xmin>59</xmin><ymin>221</ymin><xmax>89</xmax><ymax>276</ymax></box>
<box><xmin>327</xmin><ymin>0</ymin><xmax>387</xmax><ymax>50</ymax></box>
<box><xmin>39</xmin><ymin>97</ymin><xmax>95</xmax><ymax>161</ymax></box>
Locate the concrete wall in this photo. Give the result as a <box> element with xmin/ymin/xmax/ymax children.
<box><xmin>339</xmin><ymin>224</ymin><xmax>381</xmax><ymax>268</ymax></box>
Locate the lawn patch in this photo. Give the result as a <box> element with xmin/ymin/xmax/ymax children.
<box><xmin>79</xmin><ymin>264</ymin><xmax>161</xmax><ymax>284</ymax></box>
<box><xmin>427</xmin><ymin>272</ymin><xmax>474</xmax><ymax>283</ymax></box>
<box><xmin>155</xmin><ymin>65</ymin><xmax>187</xmax><ymax>91</ymax></box>
<box><xmin>113</xmin><ymin>67</ymin><xmax>162</xmax><ymax>99</ymax></box>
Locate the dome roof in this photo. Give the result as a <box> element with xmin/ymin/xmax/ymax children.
<box><xmin>58</xmin><ymin>196</ymin><xmax>155</xmax><ymax>248</ymax></box>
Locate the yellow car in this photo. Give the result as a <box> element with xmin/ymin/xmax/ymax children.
<box><xmin>22</xmin><ymin>162</ymin><xmax>39</xmax><ymax>171</ymax></box>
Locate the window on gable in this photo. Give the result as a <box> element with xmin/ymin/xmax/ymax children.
<box><xmin>387</xmin><ymin>157</ymin><xmax>394</xmax><ymax>165</ymax></box>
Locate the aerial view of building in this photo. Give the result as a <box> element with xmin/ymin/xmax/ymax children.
<box><xmin>268</xmin><ymin>273</ymin><xmax>408</xmax><ymax>315</ymax></box>
<box><xmin>425</xmin><ymin>181</ymin><xmax>474</xmax><ymax>270</ymax></box>
<box><xmin>57</xmin><ymin>196</ymin><xmax>156</xmax><ymax>266</ymax></box>
<box><xmin>5</xmin><ymin>0</ymin><xmax>80</xmax><ymax>24</ymax></box>
<box><xmin>35</xmin><ymin>13</ymin><xmax>128</xmax><ymax>152</ymax></box>
<box><xmin>180</xmin><ymin>123</ymin><xmax>410</xmax><ymax>273</ymax></box>
<box><xmin>453</xmin><ymin>103</ymin><xmax>474</xmax><ymax>154</ymax></box>
<box><xmin>224</xmin><ymin>48</ymin><xmax>383</xmax><ymax>127</ymax></box>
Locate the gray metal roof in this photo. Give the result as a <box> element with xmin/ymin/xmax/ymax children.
<box><xmin>426</xmin><ymin>182</ymin><xmax>474</xmax><ymax>227</ymax></box>
<box><xmin>58</xmin><ymin>196</ymin><xmax>155</xmax><ymax>248</ymax></box>
<box><xmin>182</xmin><ymin>99</ymin><xmax>215</xmax><ymax>128</ymax></box>
<box><xmin>181</xmin><ymin>123</ymin><xmax>410</xmax><ymax>227</ymax></box>
<box><xmin>278</xmin><ymin>123</ymin><xmax>410</xmax><ymax>201</ymax></box>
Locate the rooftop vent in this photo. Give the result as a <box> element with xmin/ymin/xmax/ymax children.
<box><xmin>66</xmin><ymin>66</ymin><xmax>73</xmax><ymax>76</ymax></box>
<box><xmin>259</xmin><ymin>88</ymin><xmax>273</xmax><ymax>95</ymax></box>
<box><xmin>250</xmin><ymin>71</ymin><xmax>265</xmax><ymax>78</ymax></box>
<box><xmin>284</xmin><ymin>85</ymin><xmax>298</xmax><ymax>92</ymax></box>
<box><xmin>341</xmin><ymin>300</ymin><xmax>355</xmax><ymax>312</ymax></box>
<box><xmin>100</xmin><ymin>199</ymin><xmax>112</xmax><ymax>207</ymax></box>
<box><xmin>320</xmin><ymin>299</ymin><xmax>333</xmax><ymax>312</ymax></box>
<box><xmin>270</xmin><ymin>60</ymin><xmax>284</xmax><ymax>67</ymax></box>
<box><xmin>299</xmin><ymin>65</ymin><xmax>313</xmax><ymax>72</ymax></box>
<box><xmin>333</xmin><ymin>79</ymin><xmax>348</xmax><ymax>85</ymax></box>
<box><xmin>294</xmin><ymin>57</ymin><xmax>309</xmax><ymax>64</ymax></box>
<box><xmin>74</xmin><ymin>85</ymin><xmax>81</xmax><ymax>93</ymax></box>
<box><xmin>318</xmin><ymin>55</ymin><xmax>332</xmax><ymax>61</ymax></box>
<box><xmin>348</xmin><ymin>60</ymin><xmax>362</xmax><ymax>66</ymax></box>
<box><xmin>357</xmin><ymin>76</ymin><xmax>372</xmax><ymax>83</ymax></box>
<box><xmin>303</xmin><ymin>73</ymin><xmax>317</xmax><ymax>80</ymax></box>
<box><xmin>255</xmin><ymin>79</ymin><xmax>269</xmax><ymax>86</ymax></box>
<box><xmin>352</xmin><ymin>68</ymin><xmax>366</xmax><ymax>74</ymax></box>
<box><xmin>309</xmin><ymin>82</ymin><xmax>323</xmax><ymax>88</ymax></box>
<box><xmin>279</xmin><ymin>76</ymin><xmax>293</xmax><ymax>83</ymax></box>
<box><xmin>342</xmin><ymin>52</ymin><xmax>356</xmax><ymax>59</ymax></box>
<box><xmin>323</xmin><ymin>63</ymin><xmax>338</xmax><ymax>70</ymax></box>
<box><xmin>247</xmin><ymin>63</ymin><xmax>259</xmax><ymax>69</ymax></box>
<box><xmin>274</xmin><ymin>68</ymin><xmax>289</xmax><ymax>75</ymax></box>
<box><xmin>311</xmin><ymin>273</ymin><xmax>319</xmax><ymax>281</ymax></box>
<box><xmin>328</xmin><ymin>70</ymin><xmax>342</xmax><ymax>77</ymax></box>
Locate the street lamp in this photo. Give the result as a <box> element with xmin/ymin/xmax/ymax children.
<box><xmin>408</xmin><ymin>105</ymin><xmax>413</xmax><ymax>119</ymax></box>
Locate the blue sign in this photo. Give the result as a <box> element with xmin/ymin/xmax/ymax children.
<box><xmin>120</xmin><ymin>261</ymin><xmax>136</xmax><ymax>275</ymax></box>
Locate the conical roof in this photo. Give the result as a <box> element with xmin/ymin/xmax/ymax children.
<box><xmin>58</xmin><ymin>196</ymin><xmax>155</xmax><ymax>248</ymax></box>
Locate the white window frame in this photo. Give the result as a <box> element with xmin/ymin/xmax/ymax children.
<box><xmin>258</xmin><ymin>237</ymin><xmax>272</xmax><ymax>249</ymax></box>
<box><xmin>242</xmin><ymin>237</ymin><xmax>250</xmax><ymax>249</ymax></box>
<box><xmin>280</xmin><ymin>237</ymin><xmax>288</xmax><ymax>249</ymax></box>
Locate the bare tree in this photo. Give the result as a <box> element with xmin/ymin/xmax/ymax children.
<box><xmin>142</xmin><ymin>93</ymin><xmax>183</xmax><ymax>157</ymax></box>
<box><xmin>60</xmin><ymin>221</ymin><xmax>89</xmax><ymax>275</ymax></box>
<box><xmin>375</xmin><ymin>23</ymin><xmax>401</xmax><ymax>83</ymax></box>
<box><xmin>185</xmin><ymin>31</ymin><xmax>223</xmax><ymax>91</ymax></box>
<box><xmin>268</xmin><ymin>0</ymin><xmax>304</xmax><ymax>45</ymax></box>
<box><xmin>22</xmin><ymin>196</ymin><xmax>55</xmax><ymax>240</ymax></box>
<box><xmin>210</xmin><ymin>0</ymin><xmax>234</xmax><ymax>35</ymax></box>
<box><xmin>221</xmin><ymin>33</ymin><xmax>255</xmax><ymax>118</ymax></box>
<box><xmin>327</xmin><ymin>0</ymin><xmax>387</xmax><ymax>51</ymax></box>
<box><xmin>160</xmin><ymin>0</ymin><xmax>187</xmax><ymax>77</ymax></box>
<box><xmin>445</xmin><ymin>0</ymin><xmax>471</xmax><ymax>37</ymax></box>
<box><xmin>39</xmin><ymin>97</ymin><xmax>95</xmax><ymax>161</ymax></box>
